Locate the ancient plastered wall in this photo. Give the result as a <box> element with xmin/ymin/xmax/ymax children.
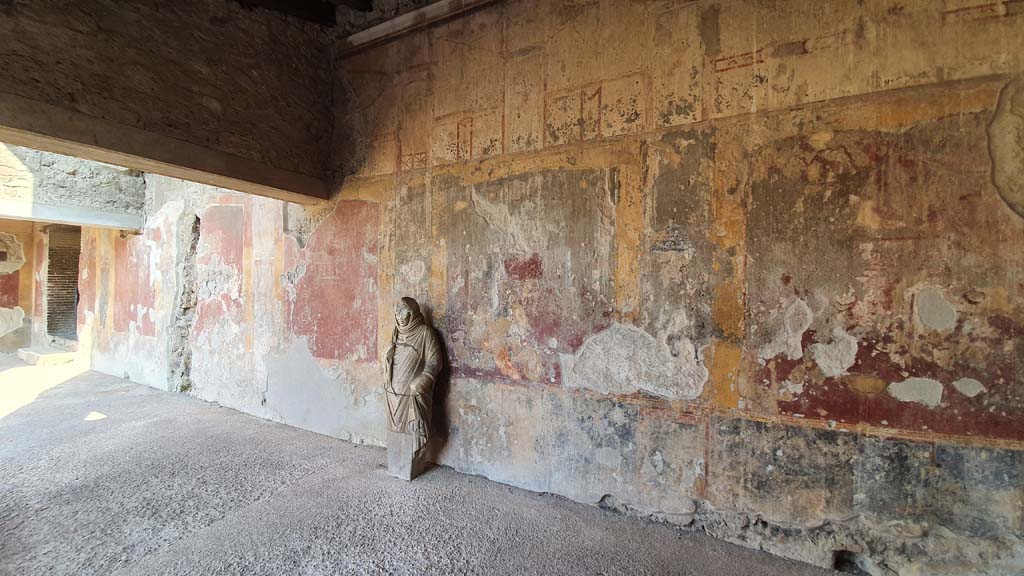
<box><xmin>328</xmin><ymin>1</ymin><xmax>1024</xmax><ymax>573</ymax></box>
<box><xmin>0</xmin><ymin>0</ymin><xmax>331</xmax><ymax>180</ymax></box>
<box><xmin>79</xmin><ymin>174</ymin><xmax>388</xmax><ymax>443</ymax></box>
<box><xmin>0</xmin><ymin>218</ymin><xmax>33</xmax><ymax>350</ymax></box>
<box><xmin>75</xmin><ymin>1</ymin><xmax>1024</xmax><ymax>573</ymax></box>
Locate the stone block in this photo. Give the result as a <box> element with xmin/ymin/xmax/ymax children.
<box><xmin>387</xmin><ymin>430</ymin><xmax>427</xmax><ymax>481</ymax></box>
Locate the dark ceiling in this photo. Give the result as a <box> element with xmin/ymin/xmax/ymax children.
<box><xmin>232</xmin><ymin>0</ymin><xmax>374</xmax><ymax>26</ymax></box>
<box><xmin>230</xmin><ymin>0</ymin><xmax>437</xmax><ymax>32</ymax></box>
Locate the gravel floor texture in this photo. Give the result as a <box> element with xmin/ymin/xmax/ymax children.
<box><xmin>0</xmin><ymin>357</ymin><xmax>836</xmax><ymax>576</ymax></box>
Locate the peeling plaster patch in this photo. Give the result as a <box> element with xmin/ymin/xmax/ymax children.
<box><xmin>759</xmin><ymin>298</ymin><xmax>813</xmax><ymax>361</ymax></box>
<box><xmin>0</xmin><ymin>306</ymin><xmax>24</xmax><ymax>337</ymax></box>
<box><xmin>286</xmin><ymin>200</ymin><xmax>379</xmax><ymax>362</ymax></box>
<box><xmin>952</xmin><ymin>377</ymin><xmax>986</xmax><ymax>398</ymax></box>
<box><xmin>398</xmin><ymin>260</ymin><xmax>426</xmax><ymax>284</ymax></box>
<box><xmin>914</xmin><ymin>286</ymin><xmax>957</xmax><ymax>332</ymax></box>
<box><xmin>196</xmin><ymin>254</ymin><xmax>242</xmax><ymax>302</ymax></box>
<box><xmin>988</xmin><ymin>76</ymin><xmax>1024</xmax><ymax>218</ymax></box>
<box><xmin>285</xmin><ymin>197</ymin><xmax>339</xmax><ymax>248</ymax></box>
<box><xmin>888</xmin><ymin>377</ymin><xmax>943</xmax><ymax>408</ymax></box>
<box><xmin>281</xmin><ymin>259</ymin><xmax>306</xmax><ymax>302</ymax></box>
<box><xmin>503</xmin><ymin>252</ymin><xmax>543</xmax><ymax>280</ymax></box>
<box><xmin>469</xmin><ymin>187</ymin><xmax>533</xmax><ymax>254</ymax></box>
<box><xmin>810</xmin><ymin>327</ymin><xmax>858</xmax><ymax>378</ymax></box>
<box><xmin>781</xmin><ymin>379</ymin><xmax>804</xmax><ymax>396</ymax></box>
<box><xmin>561</xmin><ymin>323</ymin><xmax>707</xmax><ymax>400</ymax></box>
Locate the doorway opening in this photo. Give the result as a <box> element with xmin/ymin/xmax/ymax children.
<box><xmin>45</xmin><ymin>225</ymin><xmax>81</xmax><ymax>341</ymax></box>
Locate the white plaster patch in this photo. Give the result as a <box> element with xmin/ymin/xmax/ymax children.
<box><xmin>759</xmin><ymin>298</ymin><xmax>813</xmax><ymax>361</ymax></box>
<box><xmin>469</xmin><ymin>187</ymin><xmax>532</xmax><ymax>253</ymax></box>
<box><xmin>810</xmin><ymin>326</ymin><xmax>858</xmax><ymax>378</ymax></box>
<box><xmin>262</xmin><ymin>337</ymin><xmax>385</xmax><ymax>446</ymax></box>
<box><xmin>781</xmin><ymin>379</ymin><xmax>804</xmax><ymax>396</ymax></box>
<box><xmin>0</xmin><ymin>306</ymin><xmax>25</xmax><ymax>338</ymax></box>
<box><xmin>989</xmin><ymin>76</ymin><xmax>1024</xmax><ymax>218</ymax></box>
<box><xmin>888</xmin><ymin>377</ymin><xmax>943</xmax><ymax>408</ymax></box>
<box><xmin>952</xmin><ymin>377</ymin><xmax>986</xmax><ymax>398</ymax></box>
<box><xmin>196</xmin><ymin>255</ymin><xmax>241</xmax><ymax>301</ymax></box>
<box><xmin>561</xmin><ymin>323</ymin><xmax>707</xmax><ymax>400</ymax></box>
<box><xmin>914</xmin><ymin>286</ymin><xmax>957</xmax><ymax>332</ymax></box>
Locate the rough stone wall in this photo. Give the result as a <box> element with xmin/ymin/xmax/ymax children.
<box><xmin>0</xmin><ymin>144</ymin><xmax>144</xmax><ymax>214</ymax></box>
<box><xmin>0</xmin><ymin>0</ymin><xmax>332</xmax><ymax>179</ymax></box>
<box><xmin>0</xmin><ymin>144</ymin><xmax>146</xmax><ymax>228</ymax></box>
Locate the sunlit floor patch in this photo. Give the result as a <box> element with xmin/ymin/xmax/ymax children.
<box><xmin>83</xmin><ymin>411</ymin><xmax>106</xmax><ymax>421</ymax></box>
<box><xmin>0</xmin><ymin>355</ymin><xmax>88</xmax><ymax>419</ymax></box>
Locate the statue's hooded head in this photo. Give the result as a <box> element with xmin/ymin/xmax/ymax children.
<box><xmin>395</xmin><ymin>297</ymin><xmax>424</xmax><ymax>334</ymax></box>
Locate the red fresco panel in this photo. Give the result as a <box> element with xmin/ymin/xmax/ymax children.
<box><xmin>113</xmin><ymin>234</ymin><xmax>156</xmax><ymax>337</ymax></box>
<box><xmin>194</xmin><ymin>205</ymin><xmax>246</xmax><ymax>336</ymax></box>
<box><xmin>33</xmin><ymin>234</ymin><xmax>45</xmax><ymax>318</ymax></box>
<box><xmin>0</xmin><ymin>271</ymin><xmax>19</xmax><ymax>308</ymax></box>
<box><xmin>286</xmin><ymin>200</ymin><xmax>379</xmax><ymax>362</ymax></box>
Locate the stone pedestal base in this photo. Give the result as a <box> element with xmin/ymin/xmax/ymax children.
<box><xmin>387</xmin><ymin>430</ymin><xmax>426</xmax><ymax>481</ymax></box>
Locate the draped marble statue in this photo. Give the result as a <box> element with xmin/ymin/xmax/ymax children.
<box><xmin>383</xmin><ymin>297</ymin><xmax>443</xmax><ymax>480</ymax></box>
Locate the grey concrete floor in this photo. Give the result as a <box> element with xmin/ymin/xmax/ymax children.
<box><xmin>0</xmin><ymin>356</ymin><xmax>836</xmax><ymax>576</ymax></box>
